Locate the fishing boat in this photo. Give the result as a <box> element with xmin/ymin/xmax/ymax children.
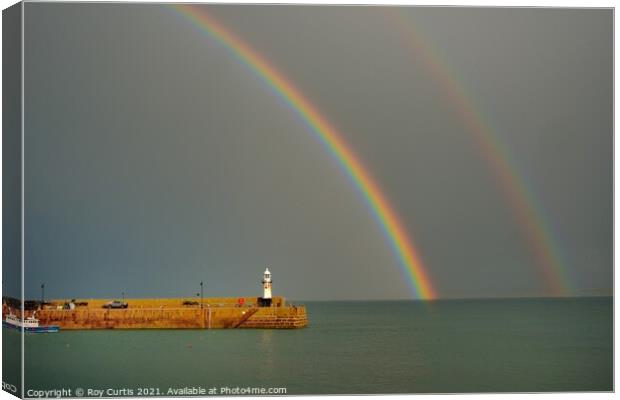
<box><xmin>2</xmin><ymin>312</ymin><xmax>59</xmax><ymax>333</ymax></box>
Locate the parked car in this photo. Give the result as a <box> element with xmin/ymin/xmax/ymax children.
<box><xmin>103</xmin><ymin>300</ymin><xmax>128</xmax><ymax>309</ymax></box>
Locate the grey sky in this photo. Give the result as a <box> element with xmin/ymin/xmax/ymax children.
<box><xmin>18</xmin><ymin>4</ymin><xmax>612</xmax><ymax>300</ymax></box>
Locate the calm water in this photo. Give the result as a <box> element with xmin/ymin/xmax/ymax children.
<box><xmin>4</xmin><ymin>297</ymin><xmax>613</xmax><ymax>395</ymax></box>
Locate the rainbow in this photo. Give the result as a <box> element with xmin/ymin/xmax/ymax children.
<box><xmin>171</xmin><ymin>4</ymin><xmax>437</xmax><ymax>300</ymax></box>
<box><xmin>387</xmin><ymin>10</ymin><xmax>570</xmax><ymax>296</ymax></box>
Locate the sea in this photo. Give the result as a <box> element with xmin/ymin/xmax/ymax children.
<box><xmin>3</xmin><ymin>297</ymin><xmax>613</xmax><ymax>396</ymax></box>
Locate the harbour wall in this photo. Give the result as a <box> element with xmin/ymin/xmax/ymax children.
<box><xmin>17</xmin><ymin>297</ymin><xmax>307</xmax><ymax>329</ymax></box>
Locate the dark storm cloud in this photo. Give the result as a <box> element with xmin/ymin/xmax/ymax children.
<box><xmin>21</xmin><ymin>4</ymin><xmax>612</xmax><ymax>300</ymax></box>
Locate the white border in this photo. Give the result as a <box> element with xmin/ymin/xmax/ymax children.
<box><xmin>20</xmin><ymin>1</ymin><xmax>24</xmax><ymax>398</ymax></box>
<box><xmin>0</xmin><ymin>2</ymin><xmax>615</xmax><ymax>400</ymax></box>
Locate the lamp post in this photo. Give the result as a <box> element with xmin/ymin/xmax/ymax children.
<box><xmin>200</xmin><ymin>281</ymin><xmax>204</xmax><ymax>309</ymax></box>
<box><xmin>122</xmin><ymin>292</ymin><xmax>125</xmax><ymax>303</ymax></box>
<box><xmin>41</xmin><ymin>284</ymin><xmax>45</xmax><ymax>305</ymax></box>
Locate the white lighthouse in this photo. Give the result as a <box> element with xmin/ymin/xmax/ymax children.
<box><xmin>262</xmin><ymin>268</ymin><xmax>272</xmax><ymax>299</ymax></box>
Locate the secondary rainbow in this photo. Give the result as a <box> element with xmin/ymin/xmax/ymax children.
<box><xmin>171</xmin><ymin>4</ymin><xmax>437</xmax><ymax>300</ymax></box>
<box><xmin>387</xmin><ymin>10</ymin><xmax>570</xmax><ymax>295</ymax></box>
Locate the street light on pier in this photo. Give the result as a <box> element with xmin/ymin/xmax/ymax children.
<box><xmin>200</xmin><ymin>281</ymin><xmax>204</xmax><ymax>309</ymax></box>
<box><xmin>41</xmin><ymin>283</ymin><xmax>45</xmax><ymax>305</ymax></box>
